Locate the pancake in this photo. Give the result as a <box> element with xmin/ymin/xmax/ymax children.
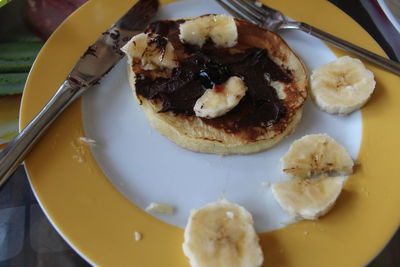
<box><xmin>123</xmin><ymin>15</ymin><xmax>308</xmax><ymax>154</ymax></box>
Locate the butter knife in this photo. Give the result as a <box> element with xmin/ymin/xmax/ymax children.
<box><xmin>0</xmin><ymin>0</ymin><xmax>159</xmax><ymax>186</ymax></box>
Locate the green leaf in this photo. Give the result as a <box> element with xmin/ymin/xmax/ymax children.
<box><xmin>0</xmin><ymin>58</ymin><xmax>33</xmax><ymax>73</ymax></box>
<box><xmin>0</xmin><ymin>72</ymin><xmax>27</xmax><ymax>95</ymax></box>
<box><xmin>0</xmin><ymin>41</ymin><xmax>43</xmax><ymax>61</ymax></box>
<box><xmin>0</xmin><ymin>0</ymin><xmax>13</xmax><ymax>8</ymax></box>
<box><xmin>0</xmin><ymin>41</ymin><xmax>43</xmax><ymax>72</ymax></box>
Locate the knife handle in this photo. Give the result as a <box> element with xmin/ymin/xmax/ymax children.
<box><xmin>0</xmin><ymin>80</ymin><xmax>86</xmax><ymax>187</ymax></box>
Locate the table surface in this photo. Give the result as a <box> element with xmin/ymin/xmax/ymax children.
<box><xmin>0</xmin><ymin>0</ymin><xmax>399</xmax><ymax>266</ymax></box>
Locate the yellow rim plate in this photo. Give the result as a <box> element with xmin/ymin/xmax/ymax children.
<box><xmin>21</xmin><ymin>0</ymin><xmax>400</xmax><ymax>266</ymax></box>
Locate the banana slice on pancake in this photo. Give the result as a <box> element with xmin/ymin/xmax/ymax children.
<box><xmin>121</xmin><ymin>32</ymin><xmax>177</xmax><ymax>70</ymax></box>
<box><xmin>194</xmin><ymin>76</ymin><xmax>248</xmax><ymax>119</ymax></box>
<box><xmin>179</xmin><ymin>14</ymin><xmax>238</xmax><ymax>47</ymax></box>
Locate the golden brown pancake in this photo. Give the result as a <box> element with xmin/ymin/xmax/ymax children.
<box><xmin>125</xmin><ymin>16</ymin><xmax>308</xmax><ymax>155</ymax></box>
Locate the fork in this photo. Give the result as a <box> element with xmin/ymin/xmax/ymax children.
<box><xmin>216</xmin><ymin>0</ymin><xmax>400</xmax><ymax>76</ymax></box>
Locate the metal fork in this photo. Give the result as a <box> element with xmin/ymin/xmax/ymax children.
<box><xmin>216</xmin><ymin>0</ymin><xmax>400</xmax><ymax>76</ymax></box>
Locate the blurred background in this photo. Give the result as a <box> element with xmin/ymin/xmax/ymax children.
<box><xmin>0</xmin><ymin>0</ymin><xmax>398</xmax><ymax>266</ymax></box>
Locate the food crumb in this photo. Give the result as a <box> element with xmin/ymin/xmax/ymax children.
<box><xmin>280</xmin><ymin>217</ymin><xmax>297</xmax><ymax>226</ymax></box>
<box><xmin>226</xmin><ymin>211</ymin><xmax>234</xmax><ymax>219</ymax></box>
<box><xmin>255</xmin><ymin>1</ymin><xmax>262</xmax><ymax>7</ymax></box>
<box><xmin>134</xmin><ymin>231</ymin><xmax>142</xmax><ymax>241</ymax></box>
<box><xmin>360</xmin><ymin>187</ymin><xmax>370</xmax><ymax>197</ymax></box>
<box><xmin>146</xmin><ymin>202</ymin><xmax>174</xmax><ymax>215</ymax></box>
<box><xmin>72</xmin><ymin>155</ymin><xmax>85</xmax><ymax>163</ymax></box>
<box><xmin>71</xmin><ymin>140</ymin><xmax>86</xmax><ymax>163</ymax></box>
<box><xmin>79</xmin><ymin>136</ymin><xmax>97</xmax><ymax>145</ymax></box>
<box><xmin>304</xmin><ymin>231</ymin><xmax>309</xmax><ymax>235</ymax></box>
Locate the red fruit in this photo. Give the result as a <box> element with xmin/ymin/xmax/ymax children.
<box><xmin>23</xmin><ymin>0</ymin><xmax>88</xmax><ymax>40</ymax></box>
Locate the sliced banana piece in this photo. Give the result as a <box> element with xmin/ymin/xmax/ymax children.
<box><xmin>121</xmin><ymin>32</ymin><xmax>177</xmax><ymax>70</ymax></box>
<box><xmin>271</xmin><ymin>175</ymin><xmax>346</xmax><ymax>220</ymax></box>
<box><xmin>270</xmin><ymin>80</ymin><xmax>286</xmax><ymax>99</ymax></box>
<box><xmin>179</xmin><ymin>16</ymin><xmax>211</xmax><ymax>47</ymax></box>
<box><xmin>121</xmin><ymin>32</ymin><xmax>147</xmax><ymax>58</ymax></box>
<box><xmin>183</xmin><ymin>198</ymin><xmax>263</xmax><ymax>267</ymax></box>
<box><xmin>282</xmin><ymin>134</ymin><xmax>353</xmax><ymax>179</ymax></box>
<box><xmin>209</xmin><ymin>14</ymin><xmax>238</xmax><ymax>47</ymax></box>
<box><xmin>179</xmin><ymin>14</ymin><xmax>238</xmax><ymax>48</ymax></box>
<box><xmin>194</xmin><ymin>76</ymin><xmax>248</xmax><ymax>119</ymax></box>
<box><xmin>310</xmin><ymin>56</ymin><xmax>376</xmax><ymax>115</ymax></box>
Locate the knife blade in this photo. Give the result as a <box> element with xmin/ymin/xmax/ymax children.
<box><xmin>69</xmin><ymin>0</ymin><xmax>158</xmax><ymax>87</ymax></box>
<box><xmin>0</xmin><ymin>0</ymin><xmax>159</xmax><ymax>186</ymax></box>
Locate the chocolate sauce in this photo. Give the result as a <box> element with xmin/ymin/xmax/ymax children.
<box><xmin>83</xmin><ymin>45</ymin><xmax>97</xmax><ymax>58</ymax></box>
<box><xmin>109</xmin><ymin>29</ymin><xmax>120</xmax><ymax>40</ymax></box>
<box><xmin>148</xmin><ymin>35</ymin><xmax>168</xmax><ymax>50</ymax></box>
<box><xmin>136</xmin><ymin>53</ymin><xmax>208</xmax><ymax>115</ymax></box>
<box><xmin>135</xmin><ymin>21</ymin><xmax>292</xmax><ymax>132</ymax></box>
<box><xmin>145</xmin><ymin>20</ymin><xmax>182</xmax><ymax>37</ymax></box>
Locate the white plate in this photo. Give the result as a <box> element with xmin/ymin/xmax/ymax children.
<box><xmin>81</xmin><ymin>0</ymin><xmax>361</xmax><ymax>233</ymax></box>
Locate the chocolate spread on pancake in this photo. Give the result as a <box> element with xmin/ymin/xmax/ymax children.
<box><xmin>135</xmin><ymin>20</ymin><xmax>292</xmax><ymax>132</ymax></box>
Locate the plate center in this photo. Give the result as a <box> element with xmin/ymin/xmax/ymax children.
<box><xmin>81</xmin><ymin>0</ymin><xmax>362</xmax><ymax>232</ymax></box>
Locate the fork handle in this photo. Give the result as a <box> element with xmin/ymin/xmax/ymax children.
<box><xmin>286</xmin><ymin>22</ymin><xmax>400</xmax><ymax>75</ymax></box>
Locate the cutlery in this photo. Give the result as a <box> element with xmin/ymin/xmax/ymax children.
<box><xmin>0</xmin><ymin>0</ymin><xmax>159</xmax><ymax>187</ymax></box>
<box><xmin>216</xmin><ymin>0</ymin><xmax>400</xmax><ymax>76</ymax></box>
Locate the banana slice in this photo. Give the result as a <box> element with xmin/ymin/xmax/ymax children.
<box><xmin>310</xmin><ymin>56</ymin><xmax>376</xmax><ymax>115</ymax></box>
<box><xmin>209</xmin><ymin>14</ymin><xmax>238</xmax><ymax>47</ymax></box>
<box><xmin>282</xmin><ymin>134</ymin><xmax>353</xmax><ymax>179</ymax></box>
<box><xmin>121</xmin><ymin>32</ymin><xmax>177</xmax><ymax>70</ymax></box>
<box><xmin>271</xmin><ymin>175</ymin><xmax>346</xmax><ymax>220</ymax></box>
<box><xmin>194</xmin><ymin>76</ymin><xmax>248</xmax><ymax>119</ymax></box>
<box><xmin>179</xmin><ymin>16</ymin><xmax>211</xmax><ymax>47</ymax></box>
<box><xmin>179</xmin><ymin>14</ymin><xmax>238</xmax><ymax>48</ymax></box>
<box><xmin>183</xmin><ymin>199</ymin><xmax>263</xmax><ymax>267</ymax></box>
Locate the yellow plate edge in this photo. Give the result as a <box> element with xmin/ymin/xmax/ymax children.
<box><xmin>20</xmin><ymin>0</ymin><xmax>400</xmax><ymax>266</ymax></box>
